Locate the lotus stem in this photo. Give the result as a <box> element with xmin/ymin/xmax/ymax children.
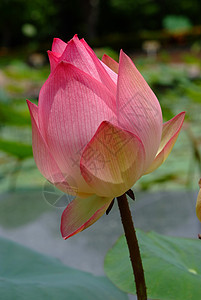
<box><xmin>117</xmin><ymin>193</ymin><xmax>147</xmax><ymax>300</ymax></box>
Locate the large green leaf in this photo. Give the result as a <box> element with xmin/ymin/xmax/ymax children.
<box><xmin>0</xmin><ymin>236</ymin><xmax>128</xmax><ymax>300</ymax></box>
<box><xmin>104</xmin><ymin>230</ymin><xmax>201</xmax><ymax>300</ymax></box>
<box><xmin>0</xmin><ymin>102</ymin><xmax>30</xmax><ymax>126</ymax></box>
<box><xmin>0</xmin><ymin>139</ymin><xmax>32</xmax><ymax>159</ymax></box>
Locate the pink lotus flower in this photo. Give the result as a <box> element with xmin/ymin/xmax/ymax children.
<box><xmin>27</xmin><ymin>35</ymin><xmax>185</xmax><ymax>239</ymax></box>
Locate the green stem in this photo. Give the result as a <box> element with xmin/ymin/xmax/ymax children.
<box><xmin>117</xmin><ymin>193</ymin><xmax>147</xmax><ymax>300</ymax></box>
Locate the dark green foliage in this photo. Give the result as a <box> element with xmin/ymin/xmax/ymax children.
<box><xmin>0</xmin><ymin>139</ymin><xmax>32</xmax><ymax>159</ymax></box>
<box><xmin>0</xmin><ymin>102</ymin><xmax>30</xmax><ymax>127</ymax></box>
<box><xmin>1</xmin><ymin>0</ymin><xmax>201</xmax><ymax>48</ymax></box>
<box><xmin>0</xmin><ymin>0</ymin><xmax>57</xmax><ymax>47</ymax></box>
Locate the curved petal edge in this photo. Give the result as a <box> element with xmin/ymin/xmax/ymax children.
<box><xmin>61</xmin><ymin>195</ymin><xmax>113</xmax><ymax>239</ymax></box>
<box><xmin>52</xmin><ymin>38</ymin><xmax>67</xmax><ymax>54</ymax></box>
<box><xmin>47</xmin><ymin>50</ymin><xmax>59</xmax><ymax>73</ymax></box>
<box><xmin>26</xmin><ymin>100</ymin><xmax>74</xmax><ymax>195</ymax></box>
<box><xmin>144</xmin><ymin>112</ymin><xmax>185</xmax><ymax>174</ymax></box>
<box><xmin>80</xmin><ymin>121</ymin><xmax>145</xmax><ymax>198</ymax></box>
<box><xmin>117</xmin><ymin>50</ymin><xmax>163</xmax><ymax>170</ymax></box>
<box><xmin>102</xmin><ymin>54</ymin><xmax>119</xmax><ymax>74</ymax></box>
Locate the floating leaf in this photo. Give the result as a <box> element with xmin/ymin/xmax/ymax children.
<box><xmin>0</xmin><ymin>236</ymin><xmax>128</xmax><ymax>300</ymax></box>
<box><xmin>105</xmin><ymin>230</ymin><xmax>201</xmax><ymax>300</ymax></box>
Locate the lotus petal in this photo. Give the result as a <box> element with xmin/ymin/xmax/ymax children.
<box><xmin>61</xmin><ymin>194</ymin><xmax>112</xmax><ymax>239</ymax></box>
<box><xmin>38</xmin><ymin>62</ymin><xmax>116</xmax><ymax>195</ymax></box>
<box><xmin>60</xmin><ymin>35</ymin><xmax>116</xmax><ymax>94</ymax></box>
<box><xmin>117</xmin><ymin>50</ymin><xmax>163</xmax><ymax>169</ymax></box>
<box><xmin>80</xmin><ymin>121</ymin><xmax>145</xmax><ymax>198</ymax></box>
<box><xmin>102</xmin><ymin>54</ymin><xmax>119</xmax><ymax>74</ymax></box>
<box><xmin>52</xmin><ymin>38</ymin><xmax>67</xmax><ymax>55</ymax></box>
<box><xmin>144</xmin><ymin>112</ymin><xmax>185</xmax><ymax>174</ymax></box>
<box><xmin>27</xmin><ymin>100</ymin><xmax>73</xmax><ymax>195</ymax></box>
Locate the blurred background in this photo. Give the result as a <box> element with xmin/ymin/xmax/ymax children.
<box><xmin>0</xmin><ymin>0</ymin><xmax>201</xmax><ymax>280</ymax></box>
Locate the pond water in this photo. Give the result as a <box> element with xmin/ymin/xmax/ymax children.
<box><xmin>0</xmin><ymin>188</ymin><xmax>199</xmax><ymax>276</ymax></box>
